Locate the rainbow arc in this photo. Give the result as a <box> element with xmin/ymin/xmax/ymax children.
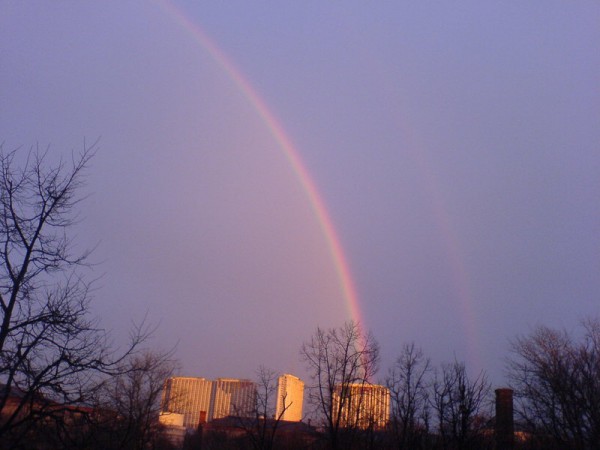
<box><xmin>156</xmin><ymin>1</ymin><xmax>482</xmax><ymax>369</ymax></box>
<box><xmin>159</xmin><ymin>1</ymin><xmax>363</xmax><ymax>326</ymax></box>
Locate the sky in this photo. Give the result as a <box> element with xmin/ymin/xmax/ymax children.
<box><xmin>1</xmin><ymin>1</ymin><xmax>599</xmax><ymax>386</ymax></box>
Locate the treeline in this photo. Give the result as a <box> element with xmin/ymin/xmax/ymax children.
<box><xmin>177</xmin><ymin>321</ymin><xmax>600</xmax><ymax>450</ymax></box>
<box><xmin>294</xmin><ymin>320</ymin><xmax>600</xmax><ymax>450</ymax></box>
<box><xmin>7</xmin><ymin>314</ymin><xmax>590</xmax><ymax>450</ymax></box>
<box><xmin>2</xmin><ymin>320</ymin><xmax>588</xmax><ymax>450</ymax></box>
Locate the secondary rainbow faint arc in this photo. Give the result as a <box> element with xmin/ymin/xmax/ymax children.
<box><xmin>159</xmin><ymin>2</ymin><xmax>363</xmax><ymax>325</ymax></box>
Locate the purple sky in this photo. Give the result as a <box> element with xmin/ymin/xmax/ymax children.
<box><xmin>1</xmin><ymin>1</ymin><xmax>599</xmax><ymax>386</ymax></box>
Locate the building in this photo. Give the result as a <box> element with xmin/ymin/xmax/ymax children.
<box><xmin>209</xmin><ymin>378</ymin><xmax>256</xmax><ymax>421</ymax></box>
<box><xmin>275</xmin><ymin>374</ymin><xmax>304</xmax><ymax>422</ymax></box>
<box><xmin>332</xmin><ymin>383</ymin><xmax>390</xmax><ymax>429</ymax></box>
<box><xmin>161</xmin><ymin>377</ymin><xmax>213</xmax><ymax>429</ymax></box>
<box><xmin>158</xmin><ymin>413</ymin><xmax>187</xmax><ymax>447</ymax></box>
<box><xmin>161</xmin><ymin>375</ymin><xmax>305</xmax><ymax>430</ymax></box>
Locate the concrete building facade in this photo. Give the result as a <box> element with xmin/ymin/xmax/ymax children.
<box><xmin>161</xmin><ymin>377</ymin><xmax>213</xmax><ymax>429</ymax></box>
<box><xmin>333</xmin><ymin>383</ymin><xmax>390</xmax><ymax>429</ymax></box>
<box><xmin>209</xmin><ymin>378</ymin><xmax>256</xmax><ymax>421</ymax></box>
<box><xmin>275</xmin><ymin>373</ymin><xmax>304</xmax><ymax>422</ymax></box>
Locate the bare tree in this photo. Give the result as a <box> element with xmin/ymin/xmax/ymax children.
<box><xmin>235</xmin><ymin>366</ymin><xmax>294</xmax><ymax>450</ymax></box>
<box><xmin>0</xmin><ymin>143</ymin><xmax>144</xmax><ymax>448</ymax></box>
<box><xmin>33</xmin><ymin>349</ymin><xmax>178</xmax><ymax>450</ymax></box>
<box><xmin>300</xmin><ymin>321</ymin><xmax>380</xmax><ymax>449</ymax></box>
<box><xmin>386</xmin><ymin>342</ymin><xmax>431</xmax><ymax>450</ymax></box>
<box><xmin>99</xmin><ymin>349</ymin><xmax>178</xmax><ymax>450</ymax></box>
<box><xmin>507</xmin><ymin>319</ymin><xmax>600</xmax><ymax>449</ymax></box>
<box><xmin>431</xmin><ymin>360</ymin><xmax>491</xmax><ymax>450</ymax></box>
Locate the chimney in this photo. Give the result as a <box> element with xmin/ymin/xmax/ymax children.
<box><xmin>495</xmin><ymin>388</ymin><xmax>514</xmax><ymax>450</ymax></box>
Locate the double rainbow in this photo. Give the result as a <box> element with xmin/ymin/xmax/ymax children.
<box><xmin>156</xmin><ymin>1</ymin><xmax>481</xmax><ymax>369</ymax></box>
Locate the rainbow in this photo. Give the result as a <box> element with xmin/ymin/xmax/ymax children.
<box><xmin>392</xmin><ymin>116</ymin><xmax>480</xmax><ymax>367</ymax></box>
<box><xmin>157</xmin><ymin>1</ymin><xmax>363</xmax><ymax>327</ymax></box>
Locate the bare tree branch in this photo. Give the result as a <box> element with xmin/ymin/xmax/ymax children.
<box><xmin>507</xmin><ymin>319</ymin><xmax>600</xmax><ymax>449</ymax></box>
<box><xmin>300</xmin><ymin>321</ymin><xmax>380</xmax><ymax>449</ymax></box>
<box><xmin>386</xmin><ymin>342</ymin><xmax>431</xmax><ymax>450</ymax></box>
<box><xmin>0</xmin><ymin>142</ymin><xmax>146</xmax><ymax>448</ymax></box>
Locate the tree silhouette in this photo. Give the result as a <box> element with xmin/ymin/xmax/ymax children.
<box><xmin>507</xmin><ymin>318</ymin><xmax>600</xmax><ymax>449</ymax></box>
<box><xmin>300</xmin><ymin>321</ymin><xmax>380</xmax><ymax>449</ymax></box>
<box><xmin>0</xmin><ymin>143</ymin><xmax>145</xmax><ymax>448</ymax></box>
<box><xmin>431</xmin><ymin>360</ymin><xmax>491</xmax><ymax>450</ymax></box>
<box><xmin>386</xmin><ymin>342</ymin><xmax>431</xmax><ymax>450</ymax></box>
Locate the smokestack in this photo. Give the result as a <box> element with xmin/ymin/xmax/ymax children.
<box><xmin>198</xmin><ymin>410</ymin><xmax>207</xmax><ymax>425</ymax></box>
<box><xmin>495</xmin><ymin>388</ymin><xmax>514</xmax><ymax>450</ymax></box>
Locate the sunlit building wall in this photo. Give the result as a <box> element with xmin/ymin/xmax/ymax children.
<box><xmin>209</xmin><ymin>378</ymin><xmax>256</xmax><ymax>421</ymax></box>
<box><xmin>158</xmin><ymin>413</ymin><xmax>186</xmax><ymax>447</ymax></box>
<box><xmin>332</xmin><ymin>383</ymin><xmax>390</xmax><ymax>429</ymax></box>
<box><xmin>275</xmin><ymin>374</ymin><xmax>304</xmax><ymax>421</ymax></box>
<box><xmin>161</xmin><ymin>377</ymin><xmax>213</xmax><ymax>429</ymax></box>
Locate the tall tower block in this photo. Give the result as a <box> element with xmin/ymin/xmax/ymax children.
<box><xmin>161</xmin><ymin>377</ymin><xmax>213</xmax><ymax>429</ymax></box>
<box><xmin>209</xmin><ymin>378</ymin><xmax>256</xmax><ymax>421</ymax></box>
<box><xmin>275</xmin><ymin>374</ymin><xmax>304</xmax><ymax>422</ymax></box>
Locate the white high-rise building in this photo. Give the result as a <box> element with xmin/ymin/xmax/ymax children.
<box><xmin>209</xmin><ymin>378</ymin><xmax>256</xmax><ymax>421</ymax></box>
<box><xmin>275</xmin><ymin>374</ymin><xmax>304</xmax><ymax>422</ymax></box>
<box><xmin>161</xmin><ymin>377</ymin><xmax>213</xmax><ymax>429</ymax></box>
<box><xmin>333</xmin><ymin>383</ymin><xmax>390</xmax><ymax>429</ymax></box>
